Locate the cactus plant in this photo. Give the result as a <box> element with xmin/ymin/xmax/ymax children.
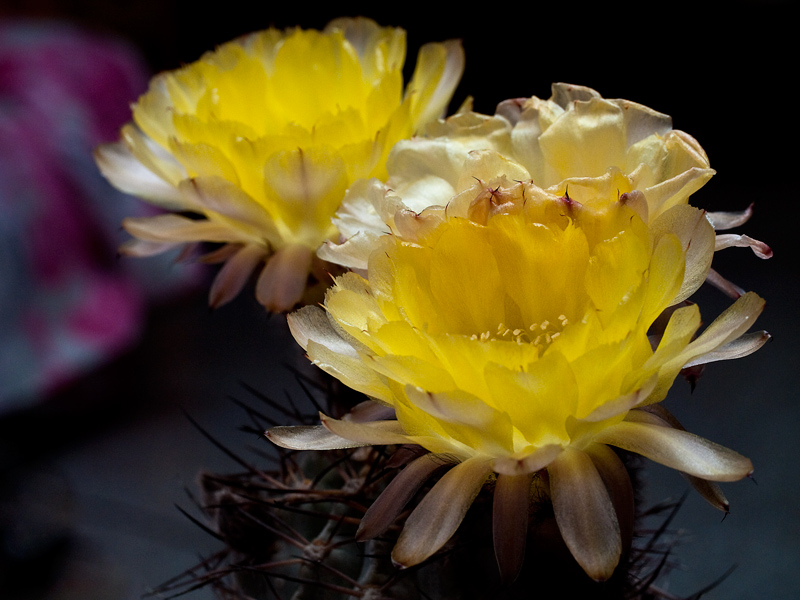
<box><xmin>152</xmin><ymin>382</ymin><xmax>714</xmax><ymax>600</ymax></box>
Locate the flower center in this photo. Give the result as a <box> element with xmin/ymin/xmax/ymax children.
<box><xmin>475</xmin><ymin>315</ymin><xmax>570</xmax><ymax>349</ymax></box>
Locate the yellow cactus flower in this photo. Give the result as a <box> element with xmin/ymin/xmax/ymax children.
<box><xmin>94</xmin><ymin>17</ymin><xmax>464</xmax><ymax>310</ymax></box>
<box><xmin>319</xmin><ymin>83</ymin><xmax>716</xmax><ymax>271</ymax></box>
<box><xmin>321</xmin><ymin>82</ymin><xmax>770</xmax><ymax>291</ymax></box>
<box><xmin>269</xmin><ymin>168</ymin><xmax>768</xmax><ymax>580</ymax></box>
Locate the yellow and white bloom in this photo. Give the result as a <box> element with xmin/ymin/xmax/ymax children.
<box><xmin>95</xmin><ymin>17</ymin><xmax>463</xmax><ymax>310</ymax></box>
<box><xmin>320</xmin><ymin>83</ymin><xmax>716</xmax><ymax>271</ymax></box>
<box><xmin>268</xmin><ymin>94</ymin><xmax>769</xmax><ymax>580</ymax></box>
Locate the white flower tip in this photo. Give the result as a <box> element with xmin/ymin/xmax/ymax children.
<box><xmin>390</xmin><ymin>555</ymin><xmax>411</xmax><ymax>570</ymax></box>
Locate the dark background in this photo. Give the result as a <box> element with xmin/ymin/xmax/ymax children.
<box><xmin>0</xmin><ymin>1</ymin><xmax>796</xmax><ymax>599</ymax></box>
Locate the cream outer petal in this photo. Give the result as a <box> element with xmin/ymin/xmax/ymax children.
<box><xmin>288</xmin><ymin>305</ymin><xmax>357</xmax><ymax>356</ymax></box>
<box><xmin>548</xmin><ymin>446</ymin><xmax>621</xmax><ymax>581</ymax></box>
<box><xmin>683</xmin><ymin>330</ymin><xmax>771</xmax><ymax>368</ymax></box>
<box><xmin>255</xmin><ymin>245</ymin><xmax>313</xmax><ymax>312</ymax></box>
<box><xmin>406</xmin><ymin>40</ymin><xmax>465</xmax><ymax>128</ymax></box>
<box><xmin>208</xmin><ymin>244</ymin><xmax>268</xmax><ymax>308</ymax></box>
<box><xmin>593</xmin><ymin>419</ymin><xmax>753</xmax><ymax>481</ymax></box>
<box><xmin>715</xmin><ymin>233</ymin><xmax>773</xmax><ymax>259</ymax></box>
<box><xmin>357</xmin><ymin>452</ymin><xmax>452</xmax><ymax>541</ymax></box>
<box><xmin>650</xmin><ymin>204</ymin><xmax>716</xmax><ymax>304</ymax></box>
<box><xmin>122</xmin><ymin>214</ymin><xmax>244</xmax><ymax>243</ymax></box>
<box><xmin>266</xmin><ymin>424</ymin><xmax>367</xmax><ymax>450</ymax></box>
<box><xmin>94</xmin><ymin>141</ymin><xmax>184</xmax><ymax>208</ymax></box>
<box><xmin>392</xmin><ymin>456</ymin><xmax>493</xmax><ymax>567</ymax></box>
<box><xmin>319</xmin><ymin>413</ymin><xmax>412</xmax><ymax>446</ymax></box>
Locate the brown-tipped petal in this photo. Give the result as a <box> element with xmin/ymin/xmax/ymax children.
<box><xmin>266</xmin><ymin>425</ymin><xmax>368</xmax><ymax>450</ymax></box>
<box><xmin>348</xmin><ymin>400</ymin><xmax>396</xmax><ymax>423</ymax></box>
<box><xmin>705</xmin><ymin>268</ymin><xmax>745</xmax><ymax>299</ymax></box>
<box><xmin>493</xmin><ymin>472</ymin><xmax>535</xmax><ymax>584</ymax></box>
<box><xmin>320</xmin><ymin>413</ymin><xmax>412</xmax><ymax>446</ymax></box>
<box><xmin>385</xmin><ymin>445</ymin><xmax>430</xmax><ymax>469</ymax></box>
<box><xmin>357</xmin><ymin>453</ymin><xmax>451</xmax><ymax>541</ymax></box>
<box><xmin>548</xmin><ymin>447</ymin><xmax>621</xmax><ymax>581</ymax></box>
<box><xmin>495</xmin><ymin>97</ymin><xmax>527</xmax><ymax>125</ymax></box>
<box><xmin>492</xmin><ymin>445</ymin><xmax>563</xmax><ymax>476</ymax></box>
<box><xmin>256</xmin><ymin>245</ymin><xmax>313</xmax><ymax>312</ymax></box>
<box><xmin>392</xmin><ymin>456</ymin><xmax>492</xmax><ymax>568</ymax></box>
<box><xmin>594</xmin><ymin>420</ymin><xmax>753</xmax><ymax>482</ymax></box>
<box><xmin>685</xmin><ymin>474</ymin><xmax>730</xmax><ymax>513</ymax></box>
<box><xmin>618</xmin><ymin>189</ymin><xmax>649</xmax><ymax>223</ymax></box>
<box><xmin>715</xmin><ymin>233</ymin><xmax>773</xmax><ymax>259</ymax></box>
<box><xmin>208</xmin><ymin>244</ymin><xmax>268</xmax><ymax>308</ymax></box>
<box><xmin>585</xmin><ymin>444</ymin><xmax>634</xmax><ymax>553</ymax></box>
<box><xmin>683</xmin><ymin>330</ymin><xmax>771</xmax><ymax>368</ymax></box>
<box><xmin>635</xmin><ymin>403</ymin><xmax>681</xmax><ymax>428</ymax></box>
<box><xmin>199</xmin><ymin>243</ymin><xmax>241</xmax><ymax>264</ymax></box>
<box><xmin>706</xmin><ymin>204</ymin><xmax>753</xmax><ymax>231</ymax></box>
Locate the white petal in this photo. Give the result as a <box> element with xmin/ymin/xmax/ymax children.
<box><xmin>650</xmin><ymin>204</ymin><xmax>716</xmax><ymax>303</ymax></box>
<box><xmin>331</xmin><ymin>178</ymin><xmax>391</xmax><ymax>240</ymax></box>
<box><xmin>550</xmin><ymin>82</ymin><xmax>601</xmax><ymax>107</ymax></box>
<box><xmin>705</xmin><ymin>267</ymin><xmax>745</xmax><ymax>299</ymax></box>
<box><xmin>94</xmin><ymin>141</ymin><xmax>184</xmax><ymax>208</ymax></box>
<box><xmin>266</xmin><ymin>425</ymin><xmax>366</xmax><ymax>450</ymax></box>
<box><xmin>288</xmin><ymin>306</ymin><xmax>393</xmax><ymax>401</ymax></box>
<box><xmin>288</xmin><ymin>305</ymin><xmax>356</xmax><ymax>356</ymax></box>
<box><xmin>642</xmin><ymin>166</ymin><xmax>715</xmax><ymax>219</ymax></box>
<box><xmin>715</xmin><ymin>233</ymin><xmax>773</xmax><ymax>259</ymax></box>
<box><xmin>121</xmin><ymin>123</ymin><xmax>189</xmax><ymax>190</ymax></box>
<box><xmin>317</xmin><ymin>231</ymin><xmax>378</xmax><ymax>271</ymax></box>
<box><xmin>593</xmin><ymin>420</ymin><xmax>753</xmax><ymax>481</ymax></box>
<box><xmin>706</xmin><ymin>204</ymin><xmax>753</xmax><ymax>230</ymax></box>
